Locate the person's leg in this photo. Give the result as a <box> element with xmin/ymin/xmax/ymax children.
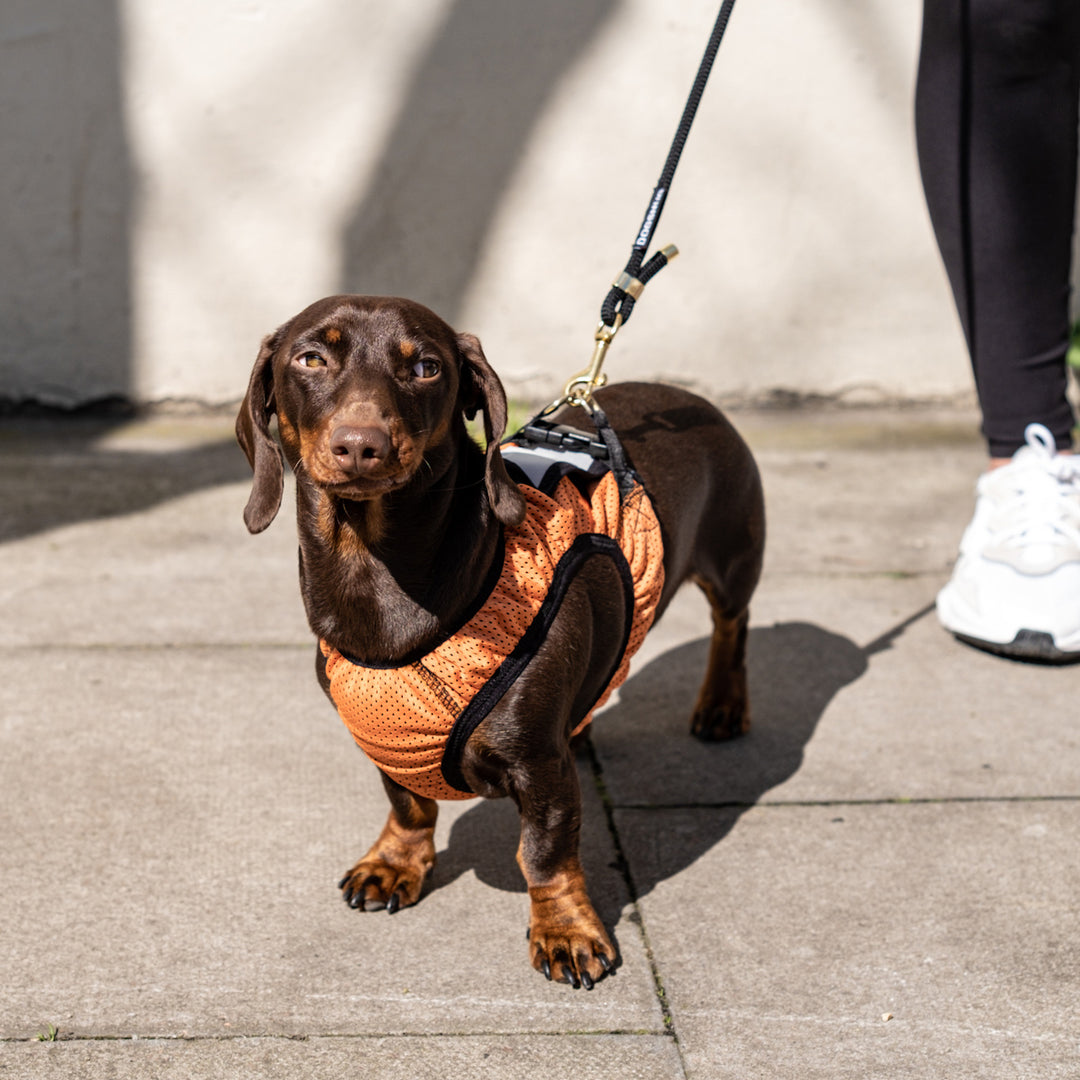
<box><xmin>916</xmin><ymin>0</ymin><xmax>1080</xmax><ymax>458</ymax></box>
<box><xmin>917</xmin><ymin>0</ymin><xmax>1080</xmax><ymax>661</ymax></box>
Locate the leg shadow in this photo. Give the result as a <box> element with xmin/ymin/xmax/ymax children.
<box><xmin>430</xmin><ymin>606</ymin><xmax>934</xmax><ymax>921</ymax></box>
<box><xmin>599</xmin><ymin>606</ymin><xmax>934</xmax><ymax>896</ymax></box>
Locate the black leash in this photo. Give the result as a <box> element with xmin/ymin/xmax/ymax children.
<box><xmin>545</xmin><ymin>0</ymin><xmax>738</xmax><ymax>414</ymax></box>
<box><xmin>516</xmin><ymin>0</ymin><xmax>738</xmax><ymax>493</ymax></box>
<box><xmin>600</xmin><ymin>0</ymin><xmax>738</xmax><ymax>331</ymax></box>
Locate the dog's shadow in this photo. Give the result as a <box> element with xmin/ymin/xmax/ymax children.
<box><xmin>429</xmin><ymin>610</ymin><xmax>927</xmax><ymax>925</ymax></box>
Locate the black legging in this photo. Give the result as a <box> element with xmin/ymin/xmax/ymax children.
<box><xmin>916</xmin><ymin>0</ymin><xmax>1080</xmax><ymax>456</ymax></box>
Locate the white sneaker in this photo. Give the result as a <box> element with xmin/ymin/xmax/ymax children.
<box><xmin>936</xmin><ymin>423</ymin><xmax>1080</xmax><ymax>662</ymax></box>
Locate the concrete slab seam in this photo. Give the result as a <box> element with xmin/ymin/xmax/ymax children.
<box><xmin>581</xmin><ymin>734</ymin><xmax>688</xmax><ymax>1079</ymax></box>
<box><xmin>612</xmin><ymin>794</ymin><xmax>1080</xmax><ymax>811</ymax></box>
<box><xmin>1</xmin><ymin>1029</ymin><xmax>676</xmax><ymax>1045</ymax></box>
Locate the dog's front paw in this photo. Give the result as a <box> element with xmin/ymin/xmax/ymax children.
<box><xmin>338</xmin><ymin>835</ymin><xmax>435</xmax><ymax>914</ymax></box>
<box><xmin>527</xmin><ymin>887</ymin><xmax>616</xmax><ymax>989</ymax></box>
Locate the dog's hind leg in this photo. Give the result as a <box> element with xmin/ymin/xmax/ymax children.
<box><xmin>689</xmin><ymin>576</ymin><xmax>751</xmax><ymax>742</ymax></box>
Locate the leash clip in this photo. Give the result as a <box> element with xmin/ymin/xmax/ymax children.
<box><xmin>540</xmin><ymin>241</ymin><xmax>677</xmax><ymax>417</ymax></box>
<box><xmin>561</xmin><ymin>315</ymin><xmax>623</xmax><ymax>410</ymax></box>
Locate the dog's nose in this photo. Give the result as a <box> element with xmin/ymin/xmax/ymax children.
<box><xmin>329</xmin><ymin>424</ymin><xmax>391</xmax><ymax>475</ymax></box>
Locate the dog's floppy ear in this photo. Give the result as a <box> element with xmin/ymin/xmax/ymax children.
<box><xmin>236</xmin><ymin>330</ymin><xmax>286</xmax><ymax>533</ymax></box>
<box><xmin>457</xmin><ymin>332</ymin><xmax>526</xmax><ymax>528</ymax></box>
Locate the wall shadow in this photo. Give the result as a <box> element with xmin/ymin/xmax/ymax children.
<box><xmin>2</xmin><ymin>2</ymin><xmax>621</xmax><ymax>537</ymax></box>
<box><xmin>428</xmin><ymin>606</ymin><xmax>932</xmax><ymax>933</ymax></box>
<box><xmin>0</xmin><ymin>0</ymin><xmax>132</xmax><ymax>408</ymax></box>
<box><xmin>0</xmin><ymin>419</ymin><xmax>250</xmax><ymax>543</ymax></box>
<box><xmin>339</xmin><ymin>0</ymin><xmax>619</xmax><ymax>322</ymax></box>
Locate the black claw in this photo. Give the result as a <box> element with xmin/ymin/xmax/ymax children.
<box><xmin>525</xmin><ymin>927</ymin><xmax>531</xmax><ymax>940</ymax></box>
<box><xmin>348</xmin><ymin>892</ymin><xmax>363</xmax><ymax>909</ymax></box>
<box><xmin>566</xmin><ymin>968</ymin><xmax>580</xmax><ymax>989</ymax></box>
<box><xmin>581</xmin><ymin>971</ymin><xmax>594</xmax><ymax>990</ymax></box>
<box><xmin>387</xmin><ymin>892</ymin><xmax>400</xmax><ymax>915</ymax></box>
<box><xmin>542</xmin><ymin>958</ymin><xmax>552</xmax><ymax>980</ymax></box>
<box><xmin>337</xmin><ymin>875</ymin><xmax>350</xmax><ymax>890</ymax></box>
<box><xmin>599</xmin><ymin>954</ymin><xmax>613</xmax><ymax>973</ymax></box>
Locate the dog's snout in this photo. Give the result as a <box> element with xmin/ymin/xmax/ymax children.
<box><xmin>330</xmin><ymin>425</ymin><xmax>391</xmax><ymax>474</ymax></box>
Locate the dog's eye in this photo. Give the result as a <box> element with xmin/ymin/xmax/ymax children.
<box><xmin>412</xmin><ymin>359</ymin><xmax>440</xmax><ymax>379</ymax></box>
<box><xmin>297</xmin><ymin>352</ymin><xmax>327</xmax><ymax>369</ymax></box>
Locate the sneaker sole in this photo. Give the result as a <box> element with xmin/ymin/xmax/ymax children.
<box><xmin>953</xmin><ymin>628</ymin><xmax>1080</xmax><ymax>665</ymax></box>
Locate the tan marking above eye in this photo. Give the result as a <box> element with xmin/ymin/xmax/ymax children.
<box><xmin>399</xmin><ymin>340</ymin><xmax>416</xmax><ymax>359</ymax></box>
<box><xmin>324</xmin><ymin>328</ymin><xmax>342</xmax><ymax>344</ymax></box>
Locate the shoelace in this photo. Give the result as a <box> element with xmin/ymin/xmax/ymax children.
<box><xmin>989</xmin><ymin>423</ymin><xmax>1080</xmax><ymax>550</ymax></box>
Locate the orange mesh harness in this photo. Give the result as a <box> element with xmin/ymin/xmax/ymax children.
<box><xmin>320</xmin><ymin>455</ymin><xmax>665</xmax><ymax>801</ymax></box>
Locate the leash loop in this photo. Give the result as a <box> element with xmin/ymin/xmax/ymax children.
<box><xmin>549</xmin><ymin>0</ymin><xmax>736</xmax><ymax>413</ymax></box>
<box><xmin>599</xmin><ymin>0</ymin><xmax>737</xmax><ymax>335</ymax></box>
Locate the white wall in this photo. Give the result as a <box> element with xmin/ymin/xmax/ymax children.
<box><xmin>1</xmin><ymin>0</ymin><xmax>973</xmax><ymax>409</ymax></box>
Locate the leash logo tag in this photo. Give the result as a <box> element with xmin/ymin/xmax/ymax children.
<box><xmin>634</xmin><ymin>187</ymin><xmax>667</xmax><ymax>250</ymax></box>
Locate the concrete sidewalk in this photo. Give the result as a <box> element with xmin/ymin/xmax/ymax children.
<box><xmin>1</xmin><ymin>408</ymin><xmax>1077</xmax><ymax>1079</ymax></box>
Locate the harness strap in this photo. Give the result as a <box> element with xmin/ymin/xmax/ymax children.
<box><xmin>590</xmin><ymin>407</ymin><xmax>638</xmax><ymax>499</ymax></box>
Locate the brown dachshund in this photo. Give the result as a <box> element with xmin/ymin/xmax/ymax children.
<box><xmin>236</xmin><ymin>295</ymin><xmax>764</xmax><ymax>989</ymax></box>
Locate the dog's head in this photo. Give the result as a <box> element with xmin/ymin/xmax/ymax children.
<box><xmin>236</xmin><ymin>295</ymin><xmax>526</xmax><ymax>534</ymax></box>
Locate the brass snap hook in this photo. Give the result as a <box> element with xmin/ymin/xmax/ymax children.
<box><xmin>561</xmin><ymin>315</ymin><xmax>624</xmax><ymax>409</ymax></box>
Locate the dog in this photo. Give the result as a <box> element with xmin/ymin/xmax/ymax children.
<box><xmin>236</xmin><ymin>294</ymin><xmax>764</xmax><ymax>989</ymax></box>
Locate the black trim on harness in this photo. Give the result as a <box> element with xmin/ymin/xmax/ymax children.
<box><xmin>441</xmin><ymin>533</ymin><xmax>636</xmax><ymax>794</ymax></box>
<box><xmin>589</xmin><ymin>406</ymin><xmax>639</xmax><ymax>498</ymax></box>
